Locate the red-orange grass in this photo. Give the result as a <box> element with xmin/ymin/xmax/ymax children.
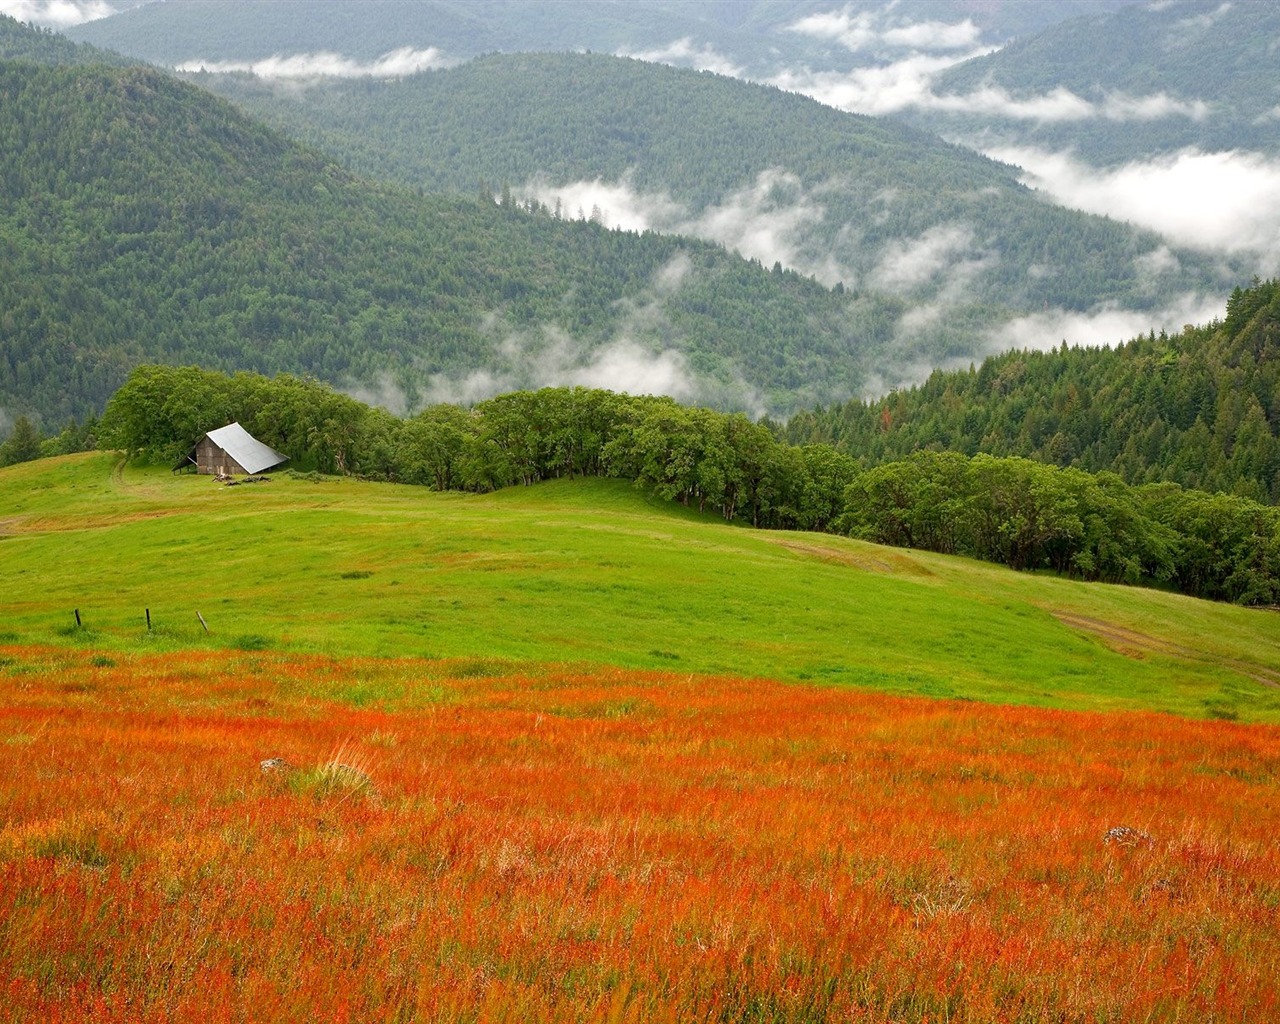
<box><xmin>0</xmin><ymin>645</ymin><xmax>1277</xmax><ymax>1022</ymax></box>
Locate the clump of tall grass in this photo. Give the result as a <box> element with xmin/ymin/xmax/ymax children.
<box><xmin>290</xmin><ymin>742</ymin><xmax>376</xmax><ymax>802</ymax></box>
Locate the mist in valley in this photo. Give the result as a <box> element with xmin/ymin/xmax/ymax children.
<box><xmin>19</xmin><ymin>0</ymin><xmax>1276</xmax><ymax>407</ymax></box>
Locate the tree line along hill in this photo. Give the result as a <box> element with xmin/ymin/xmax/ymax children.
<box><xmin>784</xmin><ymin>279</ymin><xmax>1280</xmax><ymax>505</ymax></box>
<box><xmin>11</xmin><ymin>280</ymin><xmax>1280</xmax><ymax>606</ymax></box>
<box><xmin>92</xmin><ymin>350</ymin><xmax>1280</xmax><ymax>608</ymax></box>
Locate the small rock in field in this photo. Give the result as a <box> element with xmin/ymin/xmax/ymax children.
<box><xmin>1103</xmin><ymin>825</ymin><xmax>1153</xmax><ymax>847</ymax></box>
<box><xmin>260</xmin><ymin>757</ymin><xmax>295</xmax><ymax>775</ymax></box>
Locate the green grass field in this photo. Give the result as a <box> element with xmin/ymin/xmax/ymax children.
<box><xmin>4</xmin><ymin>452</ymin><xmax>1280</xmax><ymax>722</ymax></box>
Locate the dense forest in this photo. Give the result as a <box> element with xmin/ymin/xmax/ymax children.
<box><xmin>0</xmin><ymin>37</ymin><xmax>884</xmax><ymax>426</ymax></box>
<box><xmin>0</xmin><ymin>16</ymin><xmax>135</xmax><ymax>67</ymax></box>
<box><xmin>197</xmin><ymin>51</ymin><xmax>1022</xmax><ymax>206</ymax></box>
<box><xmin>785</xmin><ymin>279</ymin><xmax>1280</xmax><ymax>503</ymax></box>
<box><xmin>0</xmin><ymin>16</ymin><xmax>1248</xmax><ymax>434</ymax></box>
<box><xmin>94</xmin><ymin>359</ymin><xmax>1280</xmax><ymax>606</ymax></box>
<box><xmin>195</xmin><ymin>51</ymin><xmax>1237</xmax><ymax>320</ymax></box>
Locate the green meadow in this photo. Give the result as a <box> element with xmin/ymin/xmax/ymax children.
<box><xmin>4</xmin><ymin>453</ymin><xmax>1280</xmax><ymax>722</ymax></box>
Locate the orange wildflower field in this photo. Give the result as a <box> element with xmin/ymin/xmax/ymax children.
<box><xmin>1</xmin><ymin>645</ymin><xmax>1277</xmax><ymax>1022</ymax></box>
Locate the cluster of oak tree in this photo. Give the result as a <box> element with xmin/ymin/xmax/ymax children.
<box><xmin>96</xmin><ymin>363</ymin><xmax>1280</xmax><ymax>606</ymax></box>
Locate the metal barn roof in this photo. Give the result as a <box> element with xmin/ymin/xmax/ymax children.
<box><xmin>201</xmin><ymin>422</ymin><xmax>288</xmax><ymax>474</ymax></box>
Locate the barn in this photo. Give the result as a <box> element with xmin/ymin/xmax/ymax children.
<box><xmin>176</xmin><ymin>422</ymin><xmax>289</xmax><ymax>476</ymax></box>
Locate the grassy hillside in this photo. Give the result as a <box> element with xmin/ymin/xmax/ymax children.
<box><xmin>3</xmin><ymin>452</ymin><xmax>1279</xmax><ymax>723</ymax></box>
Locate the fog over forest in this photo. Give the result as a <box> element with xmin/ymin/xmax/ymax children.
<box><xmin>46</xmin><ymin>0</ymin><xmax>1278</xmax><ymax>274</ymax></box>
<box><xmin>8</xmin><ymin>0</ymin><xmax>1275</xmax><ymax>407</ymax></box>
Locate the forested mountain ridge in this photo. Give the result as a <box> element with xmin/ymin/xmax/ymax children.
<box><xmin>904</xmin><ymin>0</ymin><xmax>1280</xmax><ymax>163</ymax></box>
<box><xmin>785</xmin><ymin>279</ymin><xmax>1280</xmax><ymax>504</ymax></box>
<box><xmin>0</xmin><ymin>51</ymin><xmax>886</xmax><ymax>426</ymax></box>
<box><xmin>195</xmin><ymin>50</ymin><xmax>1237</xmax><ymax>319</ymax></box>
<box><xmin>0</xmin><ymin>14</ymin><xmax>135</xmax><ymax>67</ymax></box>
<box><xmin>199</xmin><ymin>51</ymin><xmax>1005</xmax><ymax>210</ymax></box>
<box><xmin>65</xmin><ymin>0</ymin><xmax>1132</xmax><ymax>76</ymax></box>
<box><xmin>188</xmin><ymin>50</ymin><xmax>1243</xmax><ymax>384</ymax></box>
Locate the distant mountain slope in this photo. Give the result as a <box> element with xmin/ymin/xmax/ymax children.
<box><xmin>785</xmin><ymin>279</ymin><xmax>1280</xmax><ymax>504</ymax></box>
<box><xmin>199</xmin><ymin>52</ymin><xmax>1019</xmax><ymax>207</ymax></box>
<box><xmin>194</xmin><ymin>51</ymin><xmax>1241</xmax><ymax>356</ymax></box>
<box><xmin>0</xmin><ymin>13</ymin><xmax>134</xmax><ymax>66</ymax></box>
<box><xmin>903</xmin><ymin>0</ymin><xmax>1280</xmax><ymax>162</ymax></box>
<box><xmin>0</xmin><ymin>55</ymin><xmax>885</xmax><ymax>425</ymax></box>
<box><xmin>66</xmin><ymin>0</ymin><xmax>1130</xmax><ymax>75</ymax></box>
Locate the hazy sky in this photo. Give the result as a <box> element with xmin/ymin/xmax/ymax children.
<box><xmin>0</xmin><ymin>0</ymin><xmax>118</xmax><ymax>27</ymax></box>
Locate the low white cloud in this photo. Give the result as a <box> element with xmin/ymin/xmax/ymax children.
<box><xmin>1133</xmin><ymin>246</ymin><xmax>1181</xmax><ymax>289</ymax></box>
<box><xmin>768</xmin><ymin>52</ymin><xmax>977</xmax><ymax>117</ymax></box>
<box><xmin>872</xmin><ymin>224</ymin><xmax>975</xmax><ymax>292</ymax></box>
<box><xmin>652</xmin><ymin>251</ymin><xmax>693</xmax><ymax>294</ymax></box>
<box><xmin>771</xmin><ymin>59</ymin><xmax>1211</xmax><ymax>123</ymax></box>
<box><xmin>860</xmin><ymin>355</ymin><xmax>975</xmax><ymax>399</ymax></box>
<box><xmin>343</xmin><ymin>373</ymin><xmax>412</xmax><ymax>417</ymax></box>
<box><xmin>882</xmin><ymin>231</ymin><xmax>998</xmax><ymax>345</ymax></box>
<box><xmin>1174</xmin><ymin>1</ymin><xmax>1233</xmax><ymax>33</ymax></box>
<box><xmin>526</xmin><ymin>177</ymin><xmax>684</xmax><ymax>233</ymax></box>
<box><xmin>615</xmin><ymin>37</ymin><xmax>743</xmax><ymax>77</ymax></box>
<box><xmin>984</xmin><ymin>293</ymin><xmax>1226</xmax><ymax>355</ymax></box>
<box><xmin>420</xmin><ymin>258</ymin><xmax>764</xmax><ymax>414</ymax></box>
<box><xmin>554</xmin><ymin>339</ymin><xmax>696</xmax><ymax>398</ymax></box>
<box><xmin>174</xmin><ymin>47</ymin><xmax>454</xmax><ymax>80</ymax></box>
<box><xmin>930</xmin><ymin>84</ymin><xmax>1095</xmax><ymax>121</ymax></box>
<box><xmin>1099</xmin><ymin>92</ymin><xmax>1209</xmax><ymax>121</ymax></box>
<box><xmin>788</xmin><ymin>7</ymin><xmax>980</xmax><ymax>52</ymax></box>
<box><xmin>420</xmin><ymin>366</ymin><xmax>514</xmax><ymax>408</ymax></box>
<box><xmin>622</xmin><ymin>9</ymin><xmax>1203</xmax><ymax>128</ymax></box>
<box><xmin>525</xmin><ymin>170</ymin><xmax>845</xmax><ymax>286</ymax></box>
<box><xmin>987</xmin><ymin>146</ymin><xmax>1280</xmax><ymax>269</ymax></box>
<box><xmin>420</xmin><ymin>328</ymin><xmax>699</xmax><ymax>408</ymax></box>
<box><xmin>787</xmin><ymin>8</ymin><xmax>880</xmax><ymax>51</ymax></box>
<box><xmin>688</xmin><ymin>171</ymin><xmax>832</xmax><ymax>278</ymax></box>
<box><xmin>882</xmin><ymin>19</ymin><xmax>982</xmax><ymax>51</ymax></box>
<box><xmin>0</xmin><ymin>0</ymin><xmax>115</xmax><ymax>26</ymax></box>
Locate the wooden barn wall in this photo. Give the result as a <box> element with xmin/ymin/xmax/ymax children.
<box><xmin>195</xmin><ymin>437</ymin><xmax>246</xmax><ymax>475</ymax></box>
